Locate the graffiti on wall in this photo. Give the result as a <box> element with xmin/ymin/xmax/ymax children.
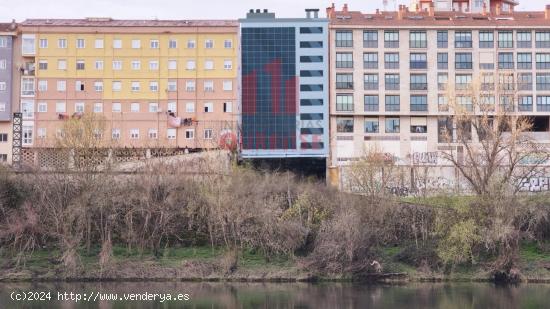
<box><xmin>519</xmin><ymin>176</ymin><xmax>550</xmax><ymax>192</ymax></box>
<box><xmin>519</xmin><ymin>153</ymin><xmax>550</xmax><ymax>166</ymax></box>
<box><xmin>412</xmin><ymin>152</ymin><xmax>438</xmax><ymax>165</ymax></box>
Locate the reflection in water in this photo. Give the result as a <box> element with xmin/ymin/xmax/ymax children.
<box><xmin>0</xmin><ymin>281</ymin><xmax>549</xmax><ymax>309</ymax></box>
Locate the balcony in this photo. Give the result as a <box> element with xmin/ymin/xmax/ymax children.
<box><xmin>364</xmin><ymin>104</ymin><xmax>379</xmax><ymax>112</ymax></box>
<box><xmin>410</xmin><ymin>83</ymin><xmax>428</xmax><ymax>91</ymax></box>
<box><xmin>499</xmin><ymin>104</ymin><xmax>515</xmax><ymax>112</ymax></box>
<box><xmin>21</xmin><ymin>62</ymin><xmax>35</xmax><ymax>76</ymax></box>
<box><xmin>336</xmin><ymin>82</ymin><xmax>353</xmax><ymax>90</ymax></box>
<box><xmin>410</xmin><ymin>104</ymin><xmax>428</xmax><ymax>112</ymax></box>
<box><xmin>537</xmin><ymin>105</ymin><xmax>550</xmax><ymax>112</ymax></box>
<box><xmin>385</xmin><ymin>104</ymin><xmax>400</xmax><ymax>112</ymax></box>
<box><xmin>518</xmin><ymin>104</ymin><xmax>533</xmax><ymax>112</ymax></box>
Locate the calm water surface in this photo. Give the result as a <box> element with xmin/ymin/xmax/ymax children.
<box><xmin>1</xmin><ymin>281</ymin><xmax>549</xmax><ymax>308</ymax></box>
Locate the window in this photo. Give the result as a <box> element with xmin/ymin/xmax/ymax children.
<box><xmin>95</xmin><ymin>39</ymin><xmax>104</xmax><ymax>48</ymax></box>
<box><xmin>93</xmin><ymin>102</ymin><xmax>103</xmax><ymax>113</ymax></box>
<box><xmin>205</xmin><ymin>39</ymin><xmax>214</xmax><ymax>48</ymax></box>
<box><xmin>500</xmin><ymin>95</ymin><xmax>515</xmax><ymax>112</ymax></box>
<box><xmin>385</xmin><ymin>74</ymin><xmax>399</xmax><ymax>90</ymax></box>
<box><xmin>363</xmin><ymin>52</ymin><xmax>378</xmax><ymax>69</ymax></box>
<box><xmin>38</xmin><ymin>80</ymin><xmax>48</xmax><ymax>92</ymax></box>
<box><xmin>204</xmin><ymin>81</ymin><xmax>214</xmax><ymax>92</ymax></box>
<box><xmin>22</xmin><ymin>126</ymin><xmax>33</xmax><ymax>145</ymax></box>
<box><xmin>167</xmin><ymin>128</ymin><xmax>176</xmax><ymax>140</ymax></box>
<box><xmin>536</xmin><ymin>32</ymin><xmax>550</xmax><ymax>48</ymax></box>
<box><xmin>517</xmin><ymin>53</ymin><xmax>532</xmax><ymax>69</ymax></box>
<box><xmin>167</xmin><ymin>102</ymin><xmax>177</xmax><ymax>113</ymax></box>
<box><xmin>457</xmin><ymin>96</ymin><xmax>473</xmax><ymax>111</ymax></box>
<box><xmin>186</xmin><ymin>60</ymin><xmax>196</xmax><ymax>70</ymax></box>
<box><xmin>364</xmin><ymin>73</ymin><xmax>378</xmax><ymax>90</ymax></box>
<box><xmin>76</xmin><ymin>60</ymin><xmax>85</xmax><ymax>70</ymax></box>
<box><xmin>363</xmin><ymin>30</ymin><xmax>378</xmax><ymax>48</ymax></box>
<box><xmin>167</xmin><ymin>80</ymin><xmax>177</xmax><ymax>92</ymax></box>
<box><xmin>22</xmin><ymin>34</ymin><xmax>35</xmax><ymax>55</ymax></box>
<box><xmin>336</xmin><ymin>94</ymin><xmax>353</xmax><ymax>111</ymax></box>
<box><xmin>112</xmin><ymin>81</ymin><xmax>121</xmax><ymax>92</ymax></box>
<box><xmin>223</xmin><ymin>102</ymin><xmax>232</xmax><ymax>113</ymax></box>
<box><xmin>438</xmin><ymin>117</ymin><xmax>453</xmax><ymax>142</ymax></box>
<box><xmin>94</xmin><ymin>81</ymin><xmax>103</xmax><ymax>92</ymax></box>
<box><xmin>384</xmin><ymin>53</ymin><xmax>399</xmax><ymax>69</ymax></box>
<box><xmin>335</xmin><ymin>30</ymin><xmax>353</xmax><ymax>47</ymax></box>
<box><xmin>149</xmin><ymin>60</ymin><xmax>159</xmax><ymax>70</ymax></box>
<box><xmin>224</xmin><ymin>60</ymin><xmax>233</xmax><ymax>70</ymax></box>
<box><xmin>537</xmin><ymin>96</ymin><xmax>550</xmax><ymax>112</ymax></box>
<box><xmin>455</xmin><ymin>74</ymin><xmax>472</xmax><ymax>90</ymax></box>
<box><xmin>0</xmin><ymin>82</ymin><xmax>5</xmax><ymax>92</ymax></box>
<box><xmin>300</xmin><ymin>41</ymin><xmax>323</xmax><ymax>48</ymax></box>
<box><xmin>39</xmin><ymin>38</ymin><xmax>48</xmax><ymax>48</ymax></box>
<box><xmin>455</xmin><ymin>53</ymin><xmax>473</xmax><ymax>69</ymax></box>
<box><xmin>150</xmin><ymin>40</ymin><xmax>159</xmax><ymax>49</ymax></box>
<box><xmin>336</xmin><ymin>73</ymin><xmax>353</xmax><ymax>89</ymax></box>
<box><xmin>95</xmin><ymin>60</ymin><xmax>104</xmax><ymax>70</ymax></box>
<box><xmin>223</xmin><ymin>80</ymin><xmax>232</xmax><ymax>91</ymax></box>
<box><xmin>130</xmin><ymin>103</ymin><xmax>140</xmax><ymax>112</ymax></box>
<box><xmin>498</xmin><ymin>52</ymin><xmax>514</xmax><ymax>69</ymax></box>
<box><xmin>410</xmin><ymin>117</ymin><xmax>427</xmax><ymax>133</ymax></box>
<box><xmin>385</xmin><ymin>118</ymin><xmax>400</xmax><ymax>133</ymax></box>
<box><xmin>336</xmin><ymin>117</ymin><xmax>354</xmax><ymax>133</ymax></box>
<box><xmin>38</xmin><ymin>60</ymin><xmax>47</xmax><ymax>70</ymax></box>
<box><xmin>131</xmin><ymin>60</ymin><xmax>141</xmax><ymax>70</ymax></box>
<box><xmin>536</xmin><ymin>73</ymin><xmax>550</xmax><ymax>91</ymax></box>
<box><xmin>410</xmin><ymin>74</ymin><xmax>428</xmax><ymax>90</ymax></box>
<box><xmin>112</xmin><ymin>129</ymin><xmax>121</xmax><ymax>140</ymax></box>
<box><xmin>113</xmin><ymin>39</ymin><xmax>122</xmax><ymax>49</ymax></box>
<box><xmin>437</xmin><ymin>53</ymin><xmax>448</xmax><ymax>69</ymax></box>
<box><xmin>518</xmin><ymin>73</ymin><xmax>533</xmax><ymax>90</ymax></box>
<box><xmin>437</xmin><ymin>31</ymin><xmax>448</xmax><ymax>48</ymax></box>
<box><xmin>186</xmin><ymin>102</ymin><xmax>195</xmax><ymax>113</ymax></box>
<box><xmin>58</xmin><ymin>59</ymin><xmax>67</xmax><ymax>70</ymax></box>
<box><xmin>149</xmin><ymin>102</ymin><xmax>159</xmax><ymax>112</ymax></box>
<box><xmin>455</xmin><ymin>31</ymin><xmax>472</xmax><ymax>48</ymax></box>
<box><xmin>168</xmin><ymin>39</ymin><xmax>178</xmax><ymax>49</ymax></box>
<box><xmin>498</xmin><ymin>31</ymin><xmax>513</xmax><ymax>48</ymax></box>
<box><xmin>187</xmin><ymin>40</ymin><xmax>196</xmax><ymax>48</ymax></box>
<box><xmin>37</xmin><ymin>102</ymin><xmax>47</xmax><ymax>112</ymax></box>
<box><xmin>131</xmin><ymin>81</ymin><xmax>140</xmax><ymax>92</ymax></box>
<box><xmin>185</xmin><ymin>129</ymin><xmax>194</xmax><ymax>139</ymax></box>
<box><xmin>186</xmin><ymin>81</ymin><xmax>195</xmax><ymax>92</ymax></box>
<box><xmin>21</xmin><ymin>78</ymin><xmax>35</xmax><ymax>96</ymax></box>
<box><xmin>481</xmin><ymin>73</ymin><xmax>494</xmax><ymax>90</ymax></box>
<box><xmin>37</xmin><ymin>128</ymin><xmax>46</xmax><ymax>139</ymax></box>
<box><xmin>130</xmin><ymin>129</ymin><xmax>140</xmax><ymax>139</ymax></box>
<box><xmin>410</xmin><ymin>53</ymin><xmax>427</xmax><ymax>69</ymax></box>
<box><xmin>168</xmin><ymin>60</ymin><xmax>177</xmax><ymax>70</ymax></box>
<box><xmin>409</xmin><ymin>31</ymin><xmax>427</xmax><ymax>48</ymax></box>
<box><xmin>56</xmin><ymin>102</ymin><xmax>66</xmax><ymax>113</ymax></box>
<box><xmin>76</xmin><ymin>38</ymin><xmax>85</xmax><ymax>49</ymax></box>
<box><xmin>112</xmin><ymin>60</ymin><xmax>122</xmax><ymax>70</ymax></box>
<box><xmin>536</xmin><ymin>53</ymin><xmax>550</xmax><ymax>69</ymax></box>
<box><xmin>224</xmin><ymin>39</ymin><xmax>233</xmax><ymax>48</ymax></box>
<box><xmin>438</xmin><ymin>95</ymin><xmax>449</xmax><ymax>111</ymax></box>
<box><xmin>149</xmin><ymin>81</ymin><xmax>158</xmax><ymax>92</ymax></box>
<box><xmin>518</xmin><ymin>96</ymin><xmax>533</xmax><ymax>112</ymax></box>
<box><xmin>499</xmin><ymin>73</ymin><xmax>515</xmax><ymax>91</ymax></box>
<box><xmin>385</xmin><ymin>95</ymin><xmax>400</xmax><ymax>112</ymax></box>
<box><xmin>131</xmin><ymin>39</ymin><xmax>141</xmax><ymax>49</ymax></box>
<box><xmin>300</xmin><ymin>27</ymin><xmax>323</xmax><ymax>34</ymax></box>
<box><xmin>205</xmin><ymin>60</ymin><xmax>214</xmax><ymax>70</ymax></box>
<box><xmin>58</xmin><ymin>38</ymin><xmax>67</xmax><ymax>48</ymax></box>
<box><xmin>148</xmin><ymin>129</ymin><xmax>158</xmax><ymax>139</ymax></box>
<box><xmin>384</xmin><ymin>30</ymin><xmax>399</xmax><ymax>48</ymax></box>
<box><xmin>364</xmin><ymin>95</ymin><xmax>379</xmax><ymax>112</ymax></box>
<box><xmin>517</xmin><ymin>31</ymin><xmax>532</xmax><ymax>48</ymax></box>
<box><xmin>438</xmin><ymin>73</ymin><xmax>448</xmax><ymax>90</ymax></box>
<box><xmin>204</xmin><ymin>129</ymin><xmax>213</xmax><ymax>139</ymax></box>
<box><xmin>112</xmin><ymin>102</ymin><xmax>121</xmax><ymax>113</ymax></box>
<box><xmin>336</xmin><ymin>52</ymin><xmax>353</xmax><ymax>68</ymax></box>
<box><xmin>364</xmin><ymin>117</ymin><xmax>379</xmax><ymax>133</ymax></box>
<box><xmin>204</xmin><ymin>102</ymin><xmax>213</xmax><ymax>113</ymax></box>
<box><xmin>57</xmin><ymin>80</ymin><xmax>66</xmax><ymax>91</ymax></box>
<box><xmin>74</xmin><ymin>102</ymin><xmax>84</xmax><ymax>113</ymax></box>
<box><xmin>479</xmin><ymin>31</ymin><xmax>494</xmax><ymax>48</ymax></box>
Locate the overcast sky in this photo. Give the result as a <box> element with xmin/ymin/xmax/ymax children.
<box><xmin>0</xmin><ymin>0</ymin><xmax>545</xmax><ymax>21</ymax></box>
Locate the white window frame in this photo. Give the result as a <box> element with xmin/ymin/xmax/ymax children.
<box><xmin>185</xmin><ymin>129</ymin><xmax>195</xmax><ymax>139</ymax></box>
<box><xmin>57</xmin><ymin>59</ymin><xmax>67</xmax><ymax>70</ymax></box>
<box><xmin>185</xmin><ymin>102</ymin><xmax>195</xmax><ymax>113</ymax></box>
<box><xmin>149</xmin><ymin>60</ymin><xmax>159</xmax><ymax>70</ymax></box>
<box><xmin>112</xmin><ymin>128</ymin><xmax>121</xmax><ymax>140</ymax></box>
<box><xmin>186</xmin><ymin>81</ymin><xmax>196</xmax><ymax>91</ymax></box>
<box><xmin>205</xmin><ymin>39</ymin><xmax>214</xmax><ymax>49</ymax></box>
<box><xmin>58</xmin><ymin>38</ymin><xmax>67</xmax><ymax>49</ymax></box>
<box><xmin>204</xmin><ymin>128</ymin><xmax>213</xmax><ymax>139</ymax></box>
<box><xmin>39</xmin><ymin>38</ymin><xmax>48</xmax><ymax>49</ymax></box>
<box><xmin>204</xmin><ymin>102</ymin><xmax>213</xmax><ymax>113</ymax></box>
<box><xmin>168</xmin><ymin>39</ymin><xmax>177</xmax><ymax>49</ymax></box>
<box><xmin>94</xmin><ymin>81</ymin><xmax>103</xmax><ymax>92</ymax></box>
<box><xmin>224</xmin><ymin>60</ymin><xmax>233</xmax><ymax>70</ymax></box>
<box><xmin>112</xmin><ymin>102</ymin><xmax>121</xmax><ymax>113</ymax></box>
<box><xmin>167</xmin><ymin>102</ymin><xmax>177</xmax><ymax>113</ymax></box>
<box><xmin>56</xmin><ymin>101</ymin><xmax>66</xmax><ymax>113</ymax></box>
<box><xmin>148</xmin><ymin>102</ymin><xmax>159</xmax><ymax>113</ymax></box>
<box><xmin>38</xmin><ymin>80</ymin><xmax>48</xmax><ymax>92</ymax></box>
<box><xmin>95</xmin><ymin>39</ymin><xmax>104</xmax><ymax>49</ymax></box>
<box><xmin>76</xmin><ymin>38</ymin><xmax>85</xmax><ymax>49</ymax></box>
<box><xmin>93</xmin><ymin>102</ymin><xmax>103</xmax><ymax>113</ymax></box>
<box><xmin>186</xmin><ymin>60</ymin><xmax>196</xmax><ymax>70</ymax></box>
<box><xmin>131</xmin><ymin>39</ymin><xmax>141</xmax><ymax>49</ymax></box>
<box><xmin>131</xmin><ymin>81</ymin><xmax>141</xmax><ymax>92</ymax></box>
<box><xmin>112</xmin><ymin>81</ymin><xmax>122</xmax><ymax>92</ymax></box>
<box><xmin>167</xmin><ymin>128</ymin><xmax>176</xmax><ymax>140</ymax></box>
<box><xmin>148</xmin><ymin>128</ymin><xmax>158</xmax><ymax>139</ymax></box>
<box><xmin>113</xmin><ymin>39</ymin><xmax>122</xmax><ymax>49</ymax></box>
<box><xmin>112</xmin><ymin>60</ymin><xmax>122</xmax><ymax>70</ymax></box>
<box><xmin>150</xmin><ymin>39</ymin><xmax>159</xmax><ymax>49</ymax></box>
<box><xmin>149</xmin><ymin>81</ymin><xmax>159</xmax><ymax>92</ymax></box>
<box><xmin>57</xmin><ymin>80</ymin><xmax>66</xmax><ymax>91</ymax></box>
<box><xmin>130</xmin><ymin>129</ymin><xmax>140</xmax><ymax>139</ymax></box>
<box><xmin>95</xmin><ymin>60</ymin><xmax>104</xmax><ymax>70</ymax></box>
<box><xmin>131</xmin><ymin>60</ymin><xmax>141</xmax><ymax>70</ymax></box>
<box><xmin>74</xmin><ymin>102</ymin><xmax>85</xmax><ymax>113</ymax></box>
<box><xmin>223</xmin><ymin>80</ymin><xmax>233</xmax><ymax>91</ymax></box>
<box><xmin>37</xmin><ymin>102</ymin><xmax>48</xmax><ymax>113</ymax></box>
<box><xmin>130</xmin><ymin>102</ymin><xmax>140</xmax><ymax>112</ymax></box>
<box><xmin>168</xmin><ymin>59</ymin><xmax>177</xmax><ymax>70</ymax></box>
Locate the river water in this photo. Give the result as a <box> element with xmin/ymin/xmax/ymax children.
<box><xmin>1</xmin><ymin>281</ymin><xmax>549</xmax><ymax>308</ymax></box>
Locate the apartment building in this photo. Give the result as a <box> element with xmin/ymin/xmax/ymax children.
<box><xmin>17</xmin><ymin>18</ymin><xmax>238</xmax><ymax>165</ymax></box>
<box><xmin>327</xmin><ymin>2</ymin><xmax>550</xmax><ymax>187</ymax></box>
<box><xmin>0</xmin><ymin>21</ymin><xmax>17</xmax><ymax>164</ymax></box>
<box><xmin>239</xmin><ymin>9</ymin><xmax>329</xmax><ymax>160</ymax></box>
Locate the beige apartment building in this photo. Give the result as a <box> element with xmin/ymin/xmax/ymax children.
<box><xmin>327</xmin><ymin>1</ymin><xmax>550</xmax><ymax>190</ymax></box>
<box><xmin>16</xmin><ymin>19</ymin><xmax>238</xmax><ymax>167</ymax></box>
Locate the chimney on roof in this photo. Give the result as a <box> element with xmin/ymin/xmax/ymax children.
<box><xmin>343</xmin><ymin>3</ymin><xmax>348</xmax><ymax>13</ymax></box>
<box><xmin>415</xmin><ymin>3</ymin><xmax>420</xmax><ymax>13</ymax></box>
<box><xmin>326</xmin><ymin>3</ymin><xmax>335</xmax><ymax>18</ymax></box>
<box><xmin>376</xmin><ymin>8</ymin><xmax>380</xmax><ymax>15</ymax></box>
<box><xmin>546</xmin><ymin>5</ymin><xmax>550</xmax><ymax>20</ymax></box>
<box><xmin>9</xmin><ymin>19</ymin><xmax>16</xmax><ymax>31</ymax></box>
<box><xmin>482</xmin><ymin>3</ymin><xmax>487</xmax><ymax>16</ymax></box>
<box><xmin>398</xmin><ymin>4</ymin><xmax>405</xmax><ymax>19</ymax></box>
<box><xmin>428</xmin><ymin>2</ymin><xmax>435</xmax><ymax>17</ymax></box>
<box><xmin>495</xmin><ymin>3</ymin><xmax>501</xmax><ymax>15</ymax></box>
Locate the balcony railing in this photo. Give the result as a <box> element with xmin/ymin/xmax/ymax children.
<box><xmin>364</xmin><ymin>104</ymin><xmax>379</xmax><ymax>112</ymax></box>
<box><xmin>537</xmin><ymin>104</ymin><xmax>550</xmax><ymax>112</ymax></box>
<box><xmin>410</xmin><ymin>104</ymin><xmax>428</xmax><ymax>112</ymax></box>
<box><xmin>385</xmin><ymin>104</ymin><xmax>400</xmax><ymax>112</ymax></box>
<box><xmin>518</xmin><ymin>104</ymin><xmax>533</xmax><ymax>112</ymax></box>
<box><xmin>336</xmin><ymin>82</ymin><xmax>354</xmax><ymax>89</ymax></box>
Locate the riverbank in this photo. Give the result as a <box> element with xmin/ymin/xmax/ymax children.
<box><xmin>2</xmin><ymin>244</ymin><xmax>550</xmax><ymax>283</ymax></box>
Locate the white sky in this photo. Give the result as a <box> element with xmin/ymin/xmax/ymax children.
<box><xmin>0</xmin><ymin>0</ymin><xmax>545</xmax><ymax>21</ymax></box>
